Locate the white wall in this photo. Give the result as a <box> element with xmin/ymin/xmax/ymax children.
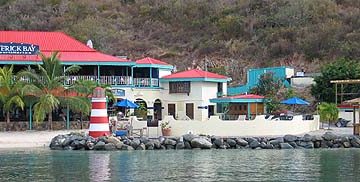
<box><xmin>162</xmin><ymin>115</ymin><xmax>320</xmax><ymax>137</ymax></box>
<box><xmin>285</xmin><ymin>68</ymin><xmax>295</xmax><ymax>78</ymax></box>
<box><xmin>339</xmin><ymin>109</ymin><xmax>359</xmax><ymax>124</ymax></box>
<box><xmin>159</xmin><ymin>70</ymin><xmax>172</xmax><ymax>79</ymax></box>
<box><xmin>161</xmin><ymin>81</ymin><xmax>220</xmax><ymax>121</ymax></box>
<box><xmin>291</xmin><ymin>77</ymin><xmax>315</xmax><ymax>87</ymax></box>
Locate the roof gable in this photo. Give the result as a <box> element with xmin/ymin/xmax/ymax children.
<box><xmin>136</xmin><ymin>57</ymin><xmax>170</xmax><ymax>65</ymax></box>
<box><xmin>162</xmin><ymin>69</ymin><xmax>228</xmax><ymax>79</ymax></box>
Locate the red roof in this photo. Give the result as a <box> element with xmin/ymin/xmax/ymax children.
<box><xmin>136</xmin><ymin>57</ymin><xmax>170</xmax><ymax>65</ymax></box>
<box><xmin>0</xmin><ymin>31</ymin><xmax>129</xmax><ymax>63</ymax></box>
<box><xmin>225</xmin><ymin>94</ymin><xmax>265</xmax><ymax>99</ymax></box>
<box><xmin>162</xmin><ymin>69</ymin><xmax>228</xmax><ymax>79</ymax></box>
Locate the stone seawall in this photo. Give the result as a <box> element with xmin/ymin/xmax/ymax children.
<box><xmin>50</xmin><ymin>132</ymin><xmax>360</xmax><ymax>150</ymax></box>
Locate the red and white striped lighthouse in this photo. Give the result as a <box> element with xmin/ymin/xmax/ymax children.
<box><xmin>89</xmin><ymin>87</ymin><xmax>110</xmax><ymax>138</ymax></box>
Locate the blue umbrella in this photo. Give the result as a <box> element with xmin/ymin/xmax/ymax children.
<box><xmin>281</xmin><ymin>97</ymin><xmax>310</xmax><ymax>105</ymax></box>
<box><xmin>115</xmin><ymin>99</ymin><xmax>139</xmax><ymax>108</ymax></box>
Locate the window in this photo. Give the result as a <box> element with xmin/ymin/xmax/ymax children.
<box><xmin>169</xmin><ymin>81</ymin><xmax>190</xmax><ymax>94</ymax></box>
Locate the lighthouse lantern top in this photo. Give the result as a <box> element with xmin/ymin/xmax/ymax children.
<box><xmin>93</xmin><ymin>87</ymin><xmax>105</xmax><ymax>98</ymax></box>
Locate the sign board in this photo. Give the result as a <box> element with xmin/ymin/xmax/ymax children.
<box><xmin>112</xmin><ymin>89</ymin><xmax>125</xmax><ymax>97</ymax></box>
<box><xmin>0</xmin><ymin>42</ymin><xmax>40</xmax><ymax>55</ymax></box>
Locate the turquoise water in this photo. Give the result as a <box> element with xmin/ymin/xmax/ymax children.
<box><xmin>0</xmin><ymin>149</ymin><xmax>359</xmax><ymax>182</ymax></box>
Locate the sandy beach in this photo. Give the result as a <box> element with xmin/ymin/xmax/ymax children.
<box><xmin>0</xmin><ymin>130</ymin><xmax>87</xmax><ymax>149</ymax></box>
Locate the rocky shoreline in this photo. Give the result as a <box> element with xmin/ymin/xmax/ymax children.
<box><xmin>49</xmin><ymin>132</ymin><xmax>360</xmax><ymax>151</ymax></box>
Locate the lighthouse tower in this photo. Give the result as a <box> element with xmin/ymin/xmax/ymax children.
<box><xmin>89</xmin><ymin>87</ymin><xmax>110</xmax><ymax>138</ymax></box>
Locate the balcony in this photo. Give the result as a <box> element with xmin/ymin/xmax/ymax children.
<box><xmin>133</xmin><ymin>78</ymin><xmax>159</xmax><ymax>87</ymax></box>
<box><xmin>66</xmin><ymin>75</ymin><xmax>132</xmax><ymax>86</ymax></box>
<box><xmin>18</xmin><ymin>75</ymin><xmax>159</xmax><ymax>88</ymax></box>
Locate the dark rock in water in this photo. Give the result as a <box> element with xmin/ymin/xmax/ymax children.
<box><xmin>121</xmin><ymin>144</ymin><xmax>134</xmax><ymax>150</ymax></box>
<box><xmin>288</xmin><ymin>142</ymin><xmax>297</xmax><ymax>148</ymax></box>
<box><xmin>94</xmin><ymin>141</ymin><xmax>106</xmax><ymax>150</ymax></box>
<box><xmin>323</xmin><ymin>132</ymin><xmax>338</xmax><ymax>141</ymax></box>
<box><xmin>115</xmin><ymin>142</ymin><xmax>124</xmax><ymax>149</ymax></box>
<box><xmin>183</xmin><ymin>134</ymin><xmax>197</xmax><ymax>142</ymax></box>
<box><xmin>284</xmin><ymin>135</ymin><xmax>298</xmax><ymax>142</ymax></box>
<box><xmin>249</xmin><ymin>141</ymin><xmax>260</xmax><ymax>149</ymax></box>
<box><xmin>236</xmin><ymin>138</ymin><xmax>248</xmax><ymax>146</ymax></box>
<box><xmin>136</xmin><ymin>143</ymin><xmax>146</xmax><ymax>150</ymax></box>
<box><xmin>105</xmin><ymin>143</ymin><xmax>116</xmax><ymax>150</ymax></box>
<box><xmin>70</xmin><ymin>135</ymin><xmax>84</xmax><ymax>142</ymax></box>
<box><xmin>153</xmin><ymin>140</ymin><xmax>161</xmax><ymax>149</ymax></box>
<box><xmin>71</xmin><ymin>140</ymin><xmax>82</xmax><ymax>150</ymax></box>
<box><xmin>325</xmin><ymin>141</ymin><xmax>334</xmax><ymax>147</ymax></box>
<box><xmin>211</xmin><ymin>144</ymin><xmax>217</xmax><ymax>149</ymax></box>
<box><xmin>160</xmin><ymin>145</ymin><xmax>166</xmax><ymax>150</ymax></box>
<box><xmin>213</xmin><ymin>138</ymin><xmax>224</xmax><ymax>147</ymax></box>
<box><xmin>164</xmin><ymin>139</ymin><xmax>177</xmax><ymax>146</ymax></box>
<box><xmin>260</xmin><ymin>142</ymin><xmax>266</xmax><ymax>149</ymax></box>
<box><xmin>343</xmin><ymin>142</ymin><xmax>351</xmax><ymax>148</ymax></box>
<box><xmin>351</xmin><ymin>137</ymin><xmax>360</xmax><ymax>148</ymax></box>
<box><xmin>145</xmin><ymin>142</ymin><xmax>155</xmax><ymax>149</ymax></box>
<box><xmin>259</xmin><ymin>137</ymin><xmax>269</xmax><ymax>143</ymax></box>
<box><xmin>332</xmin><ymin>144</ymin><xmax>341</xmax><ymax>148</ymax></box>
<box><xmin>176</xmin><ymin>142</ymin><xmax>185</xmax><ymax>149</ymax></box>
<box><xmin>79</xmin><ymin>140</ymin><xmax>86</xmax><ymax>147</ymax></box>
<box><xmin>264</xmin><ymin>144</ymin><xmax>274</xmax><ymax>149</ymax></box>
<box><xmin>311</xmin><ymin>135</ymin><xmax>323</xmax><ymax>142</ymax></box>
<box><xmin>63</xmin><ymin>145</ymin><xmax>73</xmax><ymax>150</ymax></box>
<box><xmin>190</xmin><ymin>137</ymin><xmax>212</xmax><ymax>149</ymax></box>
<box><xmin>299</xmin><ymin>141</ymin><xmax>314</xmax><ymax>149</ymax></box>
<box><xmin>224</xmin><ymin>142</ymin><xmax>231</xmax><ymax>149</ymax></box>
<box><xmin>218</xmin><ymin>145</ymin><xmax>227</xmax><ymax>149</ymax></box>
<box><xmin>184</xmin><ymin>141</ymin><xmax>192</xmax><ymax>149</ymax></box>
<box><xmin>321</xmin><ymin>142</ymin><xmax>329</xmax><ymax>148</ymax></box>
<box><xmin>302</xmin><ymin>134</ymin><xmax>312</xmax><ymax>142</ymax></box>
<box><xmin>280</xmin><ymin>143</ymin><xmax>294</xmax><ymax>149</ymax></box>
<box><xmin>50</xmin><ymin>135</ymin><xmax>66</xmax><ymax>150</ymax></box>
<box><xmin>246</xmin><ymin>137</ymin><xmax>258</xmax><ymax>144</ymax></box>
<box><xmin>158</xmin><ymin>136</ymin><xmax>166</xmax><ymax>144</ymax></box>
<box><xmin>314</xmin><ymin>141</ymin><xmax>321</xmax><ymax>148</ymax></box>
<box><xmin>139</xmin><ymin>137</ymin><xmax>149</xmax><ymax>144</ymax></box>
<box><xmin>106</xmin><ymin>136</ymin><xmax>122</xmax><ymax>146</ymax></box>
<box><xmin>166</xmin><ymin>145</ymin><xmax>175</xmax><ymax>150</ymax></box>
<box><xmin>147</xmin><ymin>146</ymin><xmax>154</xmax><ymax>150</ymax></box>
<box><xmin>62</xmin><ymin>138</ymin><xmax>72</xmax><ymax>147</ymax></box>
<box><xmin>340</xmin><ymin>136</ymin><xmax>350</xmax><ymax>143</ymax></box>
<box><xmin>269</xmin><ymin>138</ymin><xmax>284</xmax><ymax>145</ymax></box>
<box><xmin>86</xmin><ymin>142</ymin><xmax>95</xmax><ymax>150</ymax></box>
<box><xmin>131</xmin><ymin>139</ymin><xmax>141</xmax><ymax>148</ymax></box>
<box><xmin>226</xmin><ymin>139</ymin><xmax>237</xmax><ymax>147</ymax></box>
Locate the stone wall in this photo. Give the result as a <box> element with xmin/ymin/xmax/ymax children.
<box><xmin>50</xmin><ymin>132</ymin><xmax>360</xmax><ymax>151</ymax></box>
<box><xmin>0</xmin><ymin>121</ymin><xmax>90</xmax><ymax>131</ymax></box>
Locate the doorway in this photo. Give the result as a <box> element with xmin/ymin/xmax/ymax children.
<box><xmin>154</xmin><ymin>99</ymin><xmax>162</xmax><ymax>121</ymax></box>
<box><xmin>208</xmin><ymin>105</ymin><xmax>214</xmax><ymax>118</ymax></box>
<box><xmin>168</xmin><ymin>104</ymin><xmax>176</xmax><ymax>119</ymax></box>
<box><xmin>186</xmin><ymin>103</ymin><xmax>194</xmax><ymax>119</ymax></box>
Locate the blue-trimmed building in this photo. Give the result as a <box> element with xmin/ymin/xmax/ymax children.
<box><xmin>228</xmin><ymin>66</ymin><xmax>294</xmax><ymax>95</ymax></box>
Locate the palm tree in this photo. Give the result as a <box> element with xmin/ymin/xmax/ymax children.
<box><xmin>318</xmin><ymin>102</ymin><xmax>339</xmax><ymax>130</ymax></box>
<box><xmin>0</xmin><ymin>65</ymin><xmax>25</xmax><ymax>124</ymax></box>
<box><xmin>18</xmin><ymin>52</ymin><xmax>90</xmax><ymax>130</ymax></box>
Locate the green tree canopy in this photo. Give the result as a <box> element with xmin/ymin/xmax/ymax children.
<box><xmin>318</xmin><ymin>102</ymin><xmax>339</xmax><ymax>129</ymax></box>
<box><xmin>0</xmin><ymin>65</ymin><xmax>25</xmax><ymax>123</ymax></box>
<box><xmin>19</xmin><ymin>52</ymin><xmax>90</xmax><ymax>130</ymax></box>
<box><xmin>311</xmin><ymin>58</ymin><xmax>360</xmax><ymax>103</ymax></box>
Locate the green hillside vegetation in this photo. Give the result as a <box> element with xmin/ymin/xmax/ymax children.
<box><xmin>1</xmin><ymin>0</ymin><xmax>360</xmax><ymax>84</ymax></box>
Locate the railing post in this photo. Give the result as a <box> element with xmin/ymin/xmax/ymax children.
<box><xmin>97</xmin><ymin>65</ymin><xmax>100</xmax><ymax>84</ymax></box>
<box><xmin>150</xmin><ymin>67</ymin><xmax>153</xmax><ymax>88</ymax></box>
<box><xmin>131</xmin><ymin>66</ymin><xmax>134</xmax><ymax>86</ymax></box>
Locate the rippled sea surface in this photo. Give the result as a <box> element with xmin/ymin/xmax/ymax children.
<box><xmin>0</xmin><ymin>148</ymin><xmax>360</xmax><ymax>182</ymax></box>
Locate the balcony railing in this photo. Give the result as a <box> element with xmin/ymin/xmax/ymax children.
<box><xmin>17</xmin><ymin>75</ymin><xmax>159</xmax><ymax>87</ymax></box>
<box><xmin>133</xmin><ymin>78</ymin><xmax>159</xmax><ymax>87</ymax></box>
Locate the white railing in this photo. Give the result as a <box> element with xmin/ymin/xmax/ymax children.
<box><xmin>100</xmin><ymin>76</ymin><xmax>132</xmax><ymax>86</ymax></box>
<box><xmin>133</xmin><ymin>78</ymin><xmax>159</xmax><ymax>87</ymax></box>
<box><xmin>66</xmin><ymin>75</ymin><xmax>97</xmax><ymax>85</ymax></box>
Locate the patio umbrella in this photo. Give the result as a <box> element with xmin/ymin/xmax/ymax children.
<box><xmin>115</xmin><ymin>99</ymin><xmax>139</xmax><ymax>117</ymax></box>
<box><xmin>115</xmin><ymin>99</ymin><xmax>139</xmax><ymax>108</ymax></box>
<box><xmin>281</xmin><ymin>97</ymin><xmax>310</xmax><ymax>113</ymax></box>
<box><xmin>281</xmin><ymin>97</ymin><xmax>310</xmax><ymax>105</ymax></box>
